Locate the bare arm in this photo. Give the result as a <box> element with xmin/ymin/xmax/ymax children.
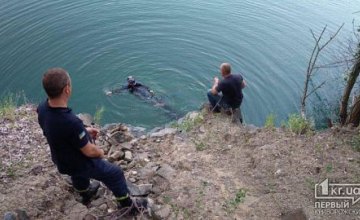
<box><xmin>241</xmin><ymin>80</ymin><xmax>246</xmax><ymax>89</ymax></box>
<box><xmin>81</xmin><ymin>127</ymin><xmax>103</xmax><ymax>157</ymax></box>
<box><xmin>211</xmin><ymin>77</ymin><xmax>219</xmax><ymax>95</ymax></box>
<box><xmin>80</xmin><ymin>142</ymin><xmax>104</xmax><ymax>158</ymax></box>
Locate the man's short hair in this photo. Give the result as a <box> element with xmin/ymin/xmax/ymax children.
<box><xmin>220</xmin><ymin>63</ymin><xmax>231</xmax><ymax>75</ymax></box>
<box><xmin>42</xmin><ymin>68</ymin><xmax>70</xmax><ymax>99</ymax></box>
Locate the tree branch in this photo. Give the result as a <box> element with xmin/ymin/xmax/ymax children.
<box><xmin>301</xmin><ymin>24</ymin><xmax>343</xmax><ymax>118</ymax></box>
<box><xmin>314</xmin><ymin>58</ymin><xmax>356</xmax><ymax>70</ymax></box>
<box><xmin>319</xmin><ymin>24</ymin><xmax>344</xmax><ymax>51</ymax></box>
<box><xmin>305</xmin><ymin>81</ymin><xmax>326</xmax><ymax>99</ymax></box>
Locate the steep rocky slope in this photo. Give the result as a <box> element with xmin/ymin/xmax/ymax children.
<box><xmin>1</xmin><ymin>105</ymin><xmax>360</xmax><ymax>220</ymax></box>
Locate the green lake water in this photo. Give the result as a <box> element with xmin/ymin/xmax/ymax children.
<box><xmin>0</xmin><ymin>0</ymin><xmax>359</xmax><ymax>128</ymax></box>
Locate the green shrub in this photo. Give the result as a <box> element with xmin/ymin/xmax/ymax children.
<box><xmin>173</xmin><ymin>112</ymin><xmax>204</xmax><ymax>132</ymax></box>
<box><xmin>287</xmin><ymin>114</ymin><xmax>312</xmax><ymax>134</ymax></box>
<box><xmin>0</xmin><ymin>93</ymin><xmax>23</xmax><ymax>120</ymax></box>
<box><xmin>194</xmin><ymin>141</ymin><xmax>206</xmax><ymax>151</ymax></box>
<box><xmin>224</xmin><ymin>188</ymin><xmax>247</xmax><ymax>213</ymax></box>
<box><xmin>349</xmin><ymin>134</ymin><xmax>360</xmax><ymax>152</ymax></box>
<box><xmin>326</xmin><ymin>163</ymin><xmax>333</xmax><ymax>173</ymax></box>
<box><xmin>265</xmin><ymin>113</ymin><xmax>276</xmax><ymax>128</ymax></box>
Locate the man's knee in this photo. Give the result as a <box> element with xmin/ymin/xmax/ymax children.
<box><xmin>207</xmin><ymin>90</ymin><xmax>219</xmax><ymax>101</ymax></box>
<box><xmin>103</xmin><ymin>160</ymin><xmax>124</xmax><ymax>176</ymax></box>
<box><xmin>112</xmin><ymin>164</ymin><xmax>125</xmax><ymax>177</ymax></box>
<box><xmin>93</xmin><ymin>159</ymin><xmax>124</xmax><ymax>178</ymax></box>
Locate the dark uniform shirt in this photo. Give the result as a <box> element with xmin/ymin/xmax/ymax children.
<box><xmin>216</xmin><ymin>74</ymin><xmax>244</xmax><ymax>108</ymax></box>
<box><xmin>37</xmin><ymin>100</ymin><xmax>92</xmax><ymax>175</ymax></box>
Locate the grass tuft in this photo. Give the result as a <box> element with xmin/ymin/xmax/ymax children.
<box><xmin>94</xmin><ymin>105</ymin><xmax>105</xmax><ymax>125</ymax></box>
<box><xmin>172</xmin><ymin>112</ymin><xmax>204</xmax><ymax>132</ymax></box>
<box><xmin>349</xmin><ymin>134</ymin><xmax>360</xmax><ymax>152</ymax></box>
<box><xmin>264</xmin><ymin>113</ymin><xmax>276</xmax><ymax>129</ymax></box>
<box><xmin>286</xmin><ymin>113</ymin><xmax>312</xmax><ymax>135</ymax></box>
<box><xmin>223</xmin><ymin>188</ymin><xmax>247</xmax><ymax>213</ymax></box>
<box><xmin>0</xmin><ymin>92</ymin><xmax>26</xmax><ymax>121</ymax></box>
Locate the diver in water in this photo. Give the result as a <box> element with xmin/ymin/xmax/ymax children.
<box><xmin>106</xmin><ymin>76</ymin><xmax>155</xmax><ymax>99</ymax></box>
<box><xmin>106</xmin><ymin>76</ymin><xmax>178</xmax><ymax>119</ymax></box>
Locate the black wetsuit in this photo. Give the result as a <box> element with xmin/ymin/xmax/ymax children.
<box><xmin>111</xmin><ymin>82</ymin><xmax>178</xmax><ymax>119</ymax></box>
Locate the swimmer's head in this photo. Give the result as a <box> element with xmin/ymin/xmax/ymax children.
<box><xmin>127</xmin><ymin>76</ymin><xmax>136</xmax><ymax>85</ymax></box>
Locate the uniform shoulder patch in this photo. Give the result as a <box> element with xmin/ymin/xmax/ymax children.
<box><xmin>79</xmin><ymin>131</ymin><xmax>86</xmax><ymax>140</ymax></box>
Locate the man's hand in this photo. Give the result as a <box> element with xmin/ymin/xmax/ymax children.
<box><xmin>214</xmin><ymin>77</ymin><xmax>219</xmax><ymax>85</ymax></box>
<box><xmin>86</xmin><ymin>127</ymin><xmax>99</xmax><ymax>140</ymax></box>
<box><xmin>241</xmin><ymin>80</ymin><xmax>246</xmax><ymax>89</ymax></box>
<box><xmin>80</xmin><ymin>142</ymin><xmax>104</xmax><ymax>158</ymax></box>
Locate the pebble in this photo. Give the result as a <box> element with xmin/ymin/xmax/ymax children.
<box><xmin>275</xmin><ymin>169</ymin><xmax>282</xmax><ymax>177</ymax></box>
<box><xmin>130</xmin><ymin>139</ymin><xmax>138</xmax><ymax>146</ymax></box>
<box><xmin>129</xmin><ymin>177</ymin><xmax>137</xmax><ymax>183</ymax></box>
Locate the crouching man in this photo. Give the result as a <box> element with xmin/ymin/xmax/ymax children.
<box><xmin>207</xmin><ymin>63</ymin><xmax>246</xmax><ymax>122</ymax></box>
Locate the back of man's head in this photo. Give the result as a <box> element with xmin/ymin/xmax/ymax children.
<box><xmin>220</xmin><ymin>63</ymin><xmax>231</xmax><ymax>76</ymax></box>
<box><xmin>42</xmin><ymin>68</ymin><xmax>70</xmax><ymax>99</ymax></box>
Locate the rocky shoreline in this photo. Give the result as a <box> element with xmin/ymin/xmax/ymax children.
<box><xmin>1</xmin><ymin>104</ymin><xmax>360</xmax><ymax>220</ymax></box>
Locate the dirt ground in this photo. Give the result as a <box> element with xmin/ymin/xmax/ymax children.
<box><xmin>1</xmin><ymin>105</ymin><xmax>360</xmax><ymax>220</ymax></box>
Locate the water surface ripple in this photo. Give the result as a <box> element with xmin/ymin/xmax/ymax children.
<box><xmin>0</xmin><ymin>0</ymin><xmax>358</xmax><ymax>128</ymax></box>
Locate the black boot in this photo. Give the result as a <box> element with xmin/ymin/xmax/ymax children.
<box><xmin>77</xmin><ymin>181</ymin><xmax>100</xmax><ymax>205</ymax></box>
<box><xmin>117</xmin><ymin>195</ymin><xmax>149</xmax><ymax>216</ymax></box>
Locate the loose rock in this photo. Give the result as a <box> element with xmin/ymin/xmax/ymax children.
<box><xmin>124</xmin><ymin>151</ymin><xmax>133</xmax><ymax>162</ymax></box>
<box><xmin>110</xmin><ymin>131</ymin><xmax>133</xmax><ymax>144</ymax></box>
<box><xmin>127</xmin><ymin>181</ymin><xmax>153</xmax><ymax>196</ymax></box>
<box><xmin>15</xmin><ymin>209</ymin><xmax>29</xmax><ymax>220</ymax></box>
<box><xmin>108</xmin><ymin>151</ymin><xmax>124</xmax><ymax>162</ymax></box>
<box><xmin>152</xmin><ymin>204</ymin><xmax>171</xmax><ymax>220</ymax></box>
<box><xmin>3</xmin><ymin>212</ymin><xmax>16</xmax><ymax>220</ymax></box>
<box><xmin>156</xmin><ymin>163</ymin><xmax>175</xmax><ymax>180</ymax></box>
<box><xmin>150</xmin><ymin>128</ymin><xmax>177</xmax><ymax>138</ymax></box>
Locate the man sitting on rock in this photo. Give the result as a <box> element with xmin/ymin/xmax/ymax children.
<box><xmin>37</xmin><ymin>68</ymin><xmax>149</xmax><ymax>216</ymax></box>
<box><xmin>207</xmin><ymin>63</ymin><xmax>246</xmax><ymax>122</ymax></box>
